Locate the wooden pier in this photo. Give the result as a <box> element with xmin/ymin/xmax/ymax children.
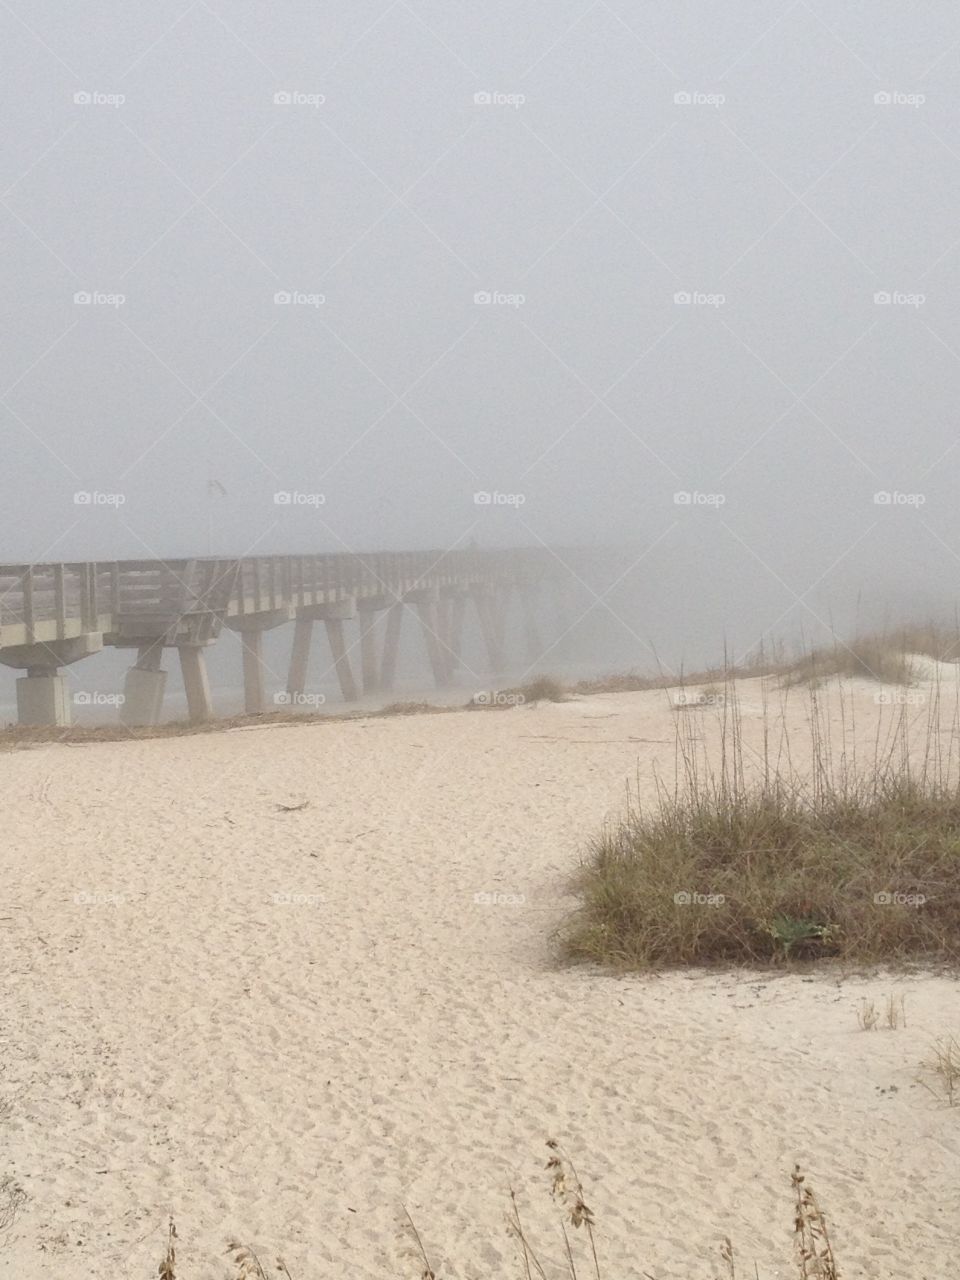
<box><xmin>0</xmin><ymin>549</ymin><xmax>557</xmax><ymax>726</ymax></box>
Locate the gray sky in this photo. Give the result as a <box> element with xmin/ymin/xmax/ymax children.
<box><xmin>3</xmin><ymin>1</ymin><xmax>960</xmax><ymax>668</ymax></box>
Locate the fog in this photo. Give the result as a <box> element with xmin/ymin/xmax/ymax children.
<box><xmin>3</xmin><ymin>0</ymin><xmax>960</xmax><ymax>698</ymax></box>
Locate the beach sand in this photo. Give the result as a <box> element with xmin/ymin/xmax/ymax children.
<box><xmin>1</xmin><ymin>680</ymin><xmax>958</xmax><ymax>1278</ymax></box>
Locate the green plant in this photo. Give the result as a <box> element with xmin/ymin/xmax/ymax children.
<box><xmin>766</xmin><ymin>915</ymin><xmax>836</xmax><ymax>959</ymax></box>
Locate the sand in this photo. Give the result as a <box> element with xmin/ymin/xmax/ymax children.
<box><xmin>1</xmin><ymin>680</ymin><xmax>958</xmax><ymax>1278</ymax></box>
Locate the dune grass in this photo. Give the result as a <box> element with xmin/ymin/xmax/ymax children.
<box><xmin>465</xmin><ymin>676</ymin><xmax>568</xmax><ymax>709</ymax></box>
<box><xmin>510</xmin><ymin>676</ymin><xmax>568</xmax><ymax>703</ymax></box>
<box><xmin>573</xmin><ymin>651</ymin><xmax>775</xmax><ymax>696</ymax></box>
<box><xmin>154</xmin><ymin>1145</ymin><xmax>842</xmax><ymax>1278</ymax></box>
<box><xmin>575</xmin><ymin>624</ymin><xmax>960</xmax><ymax>697</ymax></box>
<box><xmin>565</xmin><ymin>673</ymin><xmax>960</xmax><ymax>970</ymax></box>
<box><xmin>778</xmin><ymin>636</ymin><xmax>916</xmax><ymax>688</ymax></box>
<box><xmin>889</xmin><ymin>621</ymin><xmax>960</xmax><ymax>664</ymax></box>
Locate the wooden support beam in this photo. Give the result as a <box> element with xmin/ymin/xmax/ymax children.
<box><xmin>449</xmin><ymin>593</ymin><xmax>466</xmax><ymax>673</ymax></box>
<box><xmin>474</xmin><ymin>592</ymin><xmax>505</xmax><ymax>674</ymax></box>
<box><xmin>379</xmin><ymin>602</ymin><xmax>405</xmax><ymax>692</ymax></box>
<box><xmin>136</xmin><ymin>639</ymin><xmax>164</xmax><ymax>672</ymax></box>
<box><xmin>224</xmin><ymin>609</ymin><xmax>292</xmax><ymax>714</ymax></box>
<box><xmin>492</xmin><ymin>586</ymin><xmax>511</xmax><ymax>657</ymax></box>
<box><xmin>359</xmin><ymin>607</ymin><xmax>381</xmax><ymax>695</ymax></box>
<box><xmin>324</xmin><ymin>617</ymin><xmax>358</xmax><ymax>702</ymax></box>
<box><xmin>499</xmin><ymin>588</ymin><xmax>514</xmax><ymax>650</ymax></box>
<box><xmin>552</xmin><ymin>580</ymin><xmax>574</xmax><ymax>657</ymax></box>
<box><xmin>436</xmin><ymin>595</ymin><xmax>455</xmax><ymax>681</ymax></box>
<box><xmin>240</xmin><ymin>628</ymin><xmax>266</xmax><ymax>714</ymax></box>
<box><xmin>121</xmin><ymin>645</ymin><xmax>167</xmax><ymax>726</ymax></box>
<box><xmin>53</xmin><ymin>564</ymin><xmax>66</xmax><ymax>639</ymax></box>
<box><xmin>21</xmin><ymin>568</ymin><xmax>34</xmax><ymax>643</ymax></box>
<box><xmin>521</xmin><ymin>588</ymin><xmax>543</xmax><ymax>666</ymax></box>
<box><xmin>287</xmin><ymin>616</ymin><xmax>313</xmax><ymax>698</ymax></box>
<box><xmin>179</xmin><ymin>646</ymin><xmax>213</xmax><ymax>723</ymax></box>
<box><xmin>415</xmin><ymin>599</ymin><xmax>446</xmax><ymax>688</ymax></box>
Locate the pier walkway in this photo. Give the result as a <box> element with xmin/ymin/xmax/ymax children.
<box><xmin>0</xmin><ymin>549</ymin><xmax>557</xmax><ymax>726</ymax></box>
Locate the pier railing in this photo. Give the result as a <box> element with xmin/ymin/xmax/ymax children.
<box><xmin>0</xmin><ymin>549</ymin><xmax>552</xmax><ymax>650</ymax></box>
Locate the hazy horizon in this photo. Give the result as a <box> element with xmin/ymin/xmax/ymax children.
<box><xmin>4</xmin><ymin>1</ymin><xmax>960</xmax><ymax>681</ymax></box>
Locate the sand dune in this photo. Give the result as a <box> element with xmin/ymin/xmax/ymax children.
<box><xmin>1</xmin><ymin>682</ymin><xmax>958</xmax><ymax>1278</ymax></box>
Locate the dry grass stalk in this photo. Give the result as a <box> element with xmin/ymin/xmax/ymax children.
<box><xmin>149</xmin><ymin>1155</ymin><xmax>847</xmax><ymax>1279</ymax></box>
<box><xmin>856</xmin><ymin>999</ymin><xmax>879</xmax><ymax>1031</ymax></box>
<box><xmin>157</xmin><ymin>1216</ymin><xmax>177</xmax><ymax>1280</ymax></box>
<box><xmin>856</xmin><ymin>995</ymin><xmax>904</xmax><ymax>1031</ymax></box>
<box><xmin>0</xmin><ymin>1176</ymin><xmax>26</xmax><ymax>1239</ymax></box>
<box><xmin>546</xmin><ymin>1139</ymin><xmax>601</xmax><ymax>1280</ymax></box>
<box><xmin>884</xmin><ymin>993</ymin><xmax>906</xmax><ymax>1029</ymax></box>
<box><xmin>792</xmin><ymin>1166</ymin><xmax>839</xmax><ymax>1279</ymax></box>
<box><xmin>402</xmin><ymin>1206</ymin><xmax>437</xmax><ymax>1280</ymax></box>
<box><xmin>720</xmin><ymin>1234</ymin><xmax>736</xmax><ymax>1277</ymax></box>
<box><xmin>225</xmin><ymin>1238</ymin><xmax>274</xmax><ymax>1278</ymax></box>
<box><xmin>507</xmin><ymin>1188</ymin><xmax>549</xmax><ymax>1280</ymax></box>
<box><xmin>918</xmin><ymin>1036</ymin><xmax>960</xmax><ymax>1107</ymax></box>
